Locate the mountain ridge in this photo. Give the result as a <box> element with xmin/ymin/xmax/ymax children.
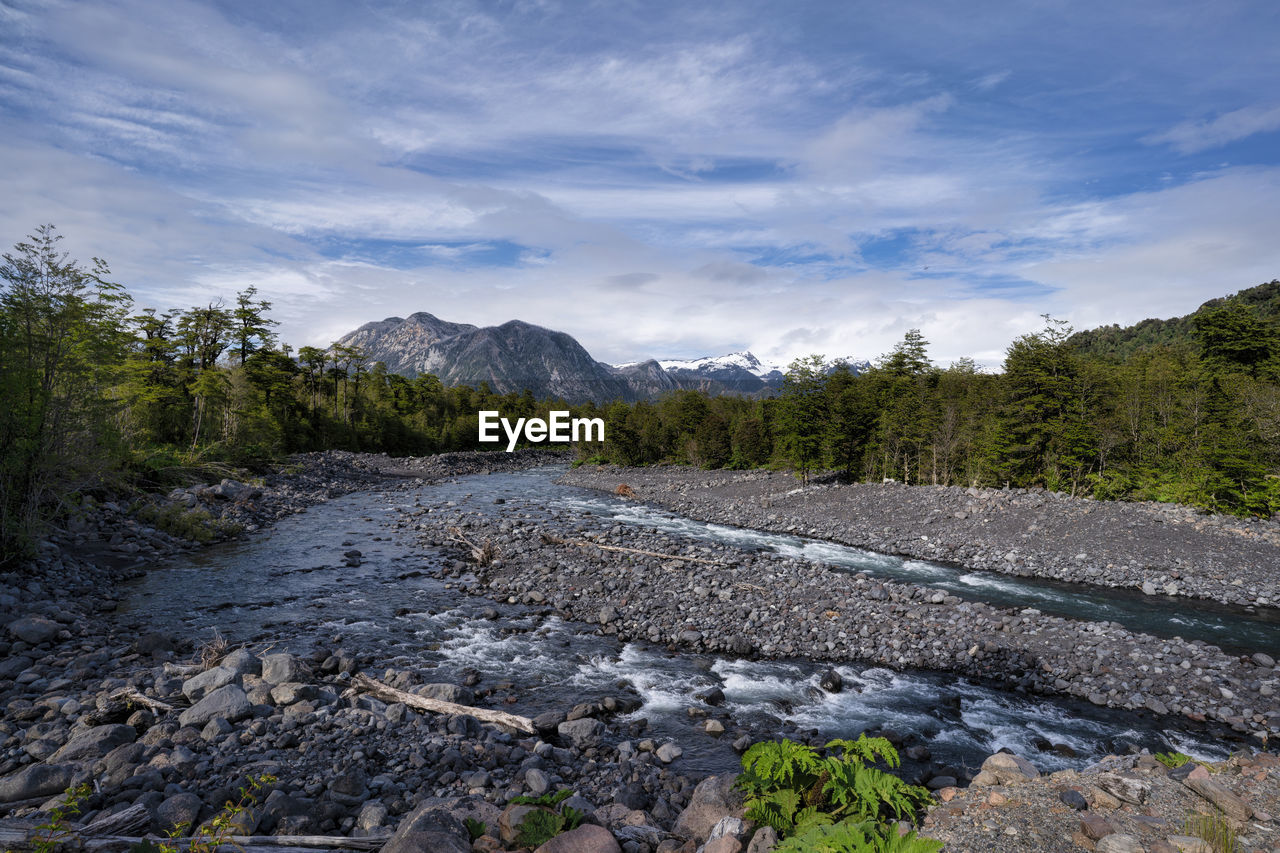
<box><xmin>333</xmin><ymin>313</ymin><xmax>866</xmax><ymax>403</ymax></box>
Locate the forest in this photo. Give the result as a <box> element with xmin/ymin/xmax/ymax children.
<box><xmin>2</xmin><ymin>225</ymin><xmax>1278</xmax><ymax>563</ymax></box>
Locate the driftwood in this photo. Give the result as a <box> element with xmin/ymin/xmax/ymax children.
<box><xmin>446</xmin><ymin>526</ymin><xmax>497</xmax><ymax>565</ymax></box>
<box><xmin>351</xmin><ymin>674</ymin><xmax>534</xmax><ymax>734</ymax></box>
<box><xmin>84</xmin><ymin>688</ymin><xmax>178</xmax><ymax>726</ymax></box>
<box><xmin>81</xmin><ymin>803</ymin><xmax>151</xmax><ymax>836</ymax></box>
<box><xmin>540</xmin><ymin>532</ymin><xmax>722</xmax><ymax>565</ymax></box>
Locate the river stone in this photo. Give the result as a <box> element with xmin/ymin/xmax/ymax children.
<box><xmin>656</xmin><ymin>742</ymin><xmax>683</xmax><ymax>763</ymax></box>
<box><xmin>672</xmin><ymin>774</ymin><xmax>744</xmax><ymax>843</ymax></box>
<box><xmin>557</xmin><ymin>718</ymin><xmax>605</xmax><ymax>750</ymax></box>
<box><xmin>746</xmin><ymin>827</ymin><xmax>779</xmax><ymax>853</ymax></box>
<box><xmin>819</xmin><ymin>669</ymin><xmax>843</xmax><ymax>693</ymax></box>
<box><xmin>51</xmin><ymin>723</ymin><xmax>137</xmax><ymax>762</ymax></box>
<box><xmin>1254</xmin><ymin>652</ymin><xmax>1276</xmax><ymax>668</ymax></box>
<box><xmin>1097</xmin><ymin>774</ymin><xmax>1149</xmax><ymax>805</ymax></box>
<box><xmin>532</xmin><ymin>823</ymin><xmax>620</xmax><ymax>853</ymax></box>
<box><xmin>260</xmin><ymin>653</ymin><xmax>303</xmax><ymax>685</ymax></box>
<box><xmin>416</xmin><ymin>683</ymin><xmax>475</xmax><ymax>705</ymax></box>
<box><xmin>1095</xmin><ymin>835</ymin><xmax>1143</xmax><ymax>853</ymax></box>
<box><xmin>156</xmin><ymin>792</ymin><xmax>204</xmax><ymax>832</ymax></box>
<box><xmin>524</xmin><ymin>768</ymin><xmax>550</xmax><ymax>796</ymax></box>
<box><xmin>222</xmin><ymin>647</ymin><xmax>260</xmax><ymax>676</ymax></box>
<box><xmin>182</xmin><ymin>665</ymin><xmax>238</xmax><ymax>701</ymax></box>
<box><xmin>179</xmin><ymin>684</ymin><xmax>251</xmax><ymax>727</ymax></box>
<box><xmin>7</xmin><ymin>616</ymin><xmax>60</xmax><ymax>645</ymax></box>
<box><xmin>0</xmin><ymin>763</ymin><xmax>75</xmax><ymax>803</ymax></box>
<box><xmin>357</xmin><ymin>801</ymin><xmax>389</xmax><ymax>832</ymax></box>
<box><xmin>381</xmin><ymin>804</ymin><xmax>471</xmax><ymax>853</ymax></box>
<box><xmin>971</xmin><ymin>752</ymin><xmax>1040</xmax><ymax>786</ymax></box>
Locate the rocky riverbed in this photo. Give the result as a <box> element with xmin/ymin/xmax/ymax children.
<box><xmin>2</xmin><ymin>451</ymin><xmax>1279</xmax><ymax>853</ymax></box>
<box><xmin>559</xmin><ymin>465</ymin><xmax>1280</xmax><ymax>610</ymax></box>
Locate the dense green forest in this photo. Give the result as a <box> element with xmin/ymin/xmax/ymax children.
<box><xmin>593</xmin><ymin>283</ymin><xmax>1280</xmax><ymax>517</ymax></box>
<box><xmin>0</xmin><ymin>226</ymin><xmax>603</xmax><ymax>562</ymax></box>
<box><xmin>2</xmin><ymin>225</ymin><xmax>1278</xmax><ymax>563</ymax></box>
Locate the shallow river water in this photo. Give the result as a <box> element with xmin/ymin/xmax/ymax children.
<box><xmin>118</xmin><ymin>466</ymin><xmax>1271</xmax><ymax>777</ymax></box>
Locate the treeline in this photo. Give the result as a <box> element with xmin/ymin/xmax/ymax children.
<box><xmin>595</xmin><ymin>308</ymin><xmax>1280</xmax><ymax>517</ymax></box>
<box><xmin>3</xmin><ymin>225</ymin><xmax>1278</xmax><ymax>563</ymax></box>
<box><xmin>0</xmin><ymin>226</ymin><xmax>600</xmax><ymax>562</ymax></box>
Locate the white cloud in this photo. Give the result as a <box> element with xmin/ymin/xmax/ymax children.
<box><xmin>1145</xmin><ymin>103</ymin><xmax>1280</xmax><ymax>154</ymax></box>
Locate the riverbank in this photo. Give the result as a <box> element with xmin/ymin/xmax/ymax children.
<box><xmin>3</xmin><ymin>451</ymin><xmax>1278</xmax><ymax>853</ymax></box>
<box><xmin>411</xmin><ymin>481</ymin><xmax>1277</xmax><ymax>743</ymax></box>
<box><xmin>559</xmin><ymin>465</ymin><xmax>1280</xmax><ymax>612</ymax></box>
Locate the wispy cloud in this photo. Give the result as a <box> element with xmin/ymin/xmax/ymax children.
<box><xmin>1</xmin><ymin>0</ymin><xmax>1278</xmax><ymax>369</ymax></box>
<box><xmin>1145</xmin><ymin>103</ymin><xmax>1280</xmax><ymax>154</ymax></box>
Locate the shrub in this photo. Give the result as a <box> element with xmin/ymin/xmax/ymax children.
<box><xmin>735</xmin><ymin>737</ymin><xmax>938</xmax><ymax>850</ymax></box>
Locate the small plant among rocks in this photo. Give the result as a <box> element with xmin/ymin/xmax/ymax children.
<box><xmin>1183</xmin><ymin>811</ymin><xmax>1239</xmax><ymax>853</ymax></box>
<box><xmin>1155</xmin><ymin>751</ymin><xmax>1193</xmax><ymax>769</ymax></box>
<box><xmin>508</xmin><ymin>789</ymin><xmax>586</xmax><ymax>848</ymax></box>
<box><xmin>736</xmin><ymin>736</ymin><xmax>940</xmax><ymax>853</ymax></box>
<box><xmin>29</xmin><ymin>783</ymin><xmax>92</xmax><ymax>853</ymax></box>
<box><xmin>135</xmin><ymin>502</ymin><xmax>242</xmax><ymax>543</ymax></box>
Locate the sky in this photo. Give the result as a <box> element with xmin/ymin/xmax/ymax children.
<box><xmin>2</xmin><ymin>0</ymin><xmax>1279</xmax><ymax>369</ymax></box>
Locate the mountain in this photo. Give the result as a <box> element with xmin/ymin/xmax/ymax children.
<box><xmin>335</xmin><ymin>313</ymin><xmax>632</xmax><ymax>402</ymax></box>
<box><xmin>1069</xmin><ymin>279</ymin><xmax>1280</xmax><ymax>361</ymax></box>
<box><xmin>334</xmin><ymin>313</ymin><xmax>869</xmax><ymax>403</ymax></box>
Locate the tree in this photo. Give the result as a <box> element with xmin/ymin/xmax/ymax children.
<box><xmin>230</xmin><ymin>285</ymin><xmax>278</xmax><ymax>366</ymax></box>
<box><xmin>776</xmin><ymin>355</ymin><xmax>829</xmax><ymax>481</ymax></box>
<box><xmin>0</xmin><ymin>225</ymin><xmax>131</xmax><ymax>561</ymax></box>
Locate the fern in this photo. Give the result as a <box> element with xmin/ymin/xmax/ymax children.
<box><xmin>515</xmin><ymin>809</ymin><xmax>566</xmax><ymax>848</ymax></box>
<box><xmin>736</xmin><ymin>737</ymin><xmax>937</xmax><ymax>844</ymax></box>
<box><xmin>775</xmin><ymin>819</ymin><xmax>944</xmax><ymax>853</ymax></box>
<box><xmin>826</xmin><ymin>736</ymin><xmax>900</xmax><ymax>769</ymax></box>
<box><xmin>511</xmin><ymin>787</ymin><xmax>574</xmax><ymax>807</ymax></box>
<box><xmin>464</xmin><ymin>817</ymin><xmax>487</xmax><ymax>842</ymax></box>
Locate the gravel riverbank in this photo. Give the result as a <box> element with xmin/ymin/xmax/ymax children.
<box><xmin>3</xmin><ymin>451</ymin><xmax>1278</xmax><ymax>853</ymax></box>
<box><xmin>560</xmin><ymin>465</ymin><xmax>1280</xmax><ymax>612</ymax></box>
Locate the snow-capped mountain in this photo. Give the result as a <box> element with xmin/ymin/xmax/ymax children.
<box><xmin>656</xmin><ymin>351</ymin><xmax>785</xmax><ymax>379</ymax></box>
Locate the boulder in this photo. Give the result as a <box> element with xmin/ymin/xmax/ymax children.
<box><xmin>672</xmin><ymin>774</ymin><xmax>743</xmax><ymax>843</ymax></box>
<box><xmin>1095</xmin><ymin>835</ymin><xmax>1144</xmax><ymax>853</ymax></box>
<box><xmin>746</xmin><ymin>826</ymin><xmax>779</xmax><ymax>853</ymax></box>
<box><xmin>179</xmin><ymin>685</ymin><xmax>251</xmax><ymax>727</ymax></box>
<box><xmin>557</xmin><ymin>718</ymin><xmax>605</xmax><ymax>750</ymax></box>
<box><xmin>416</xmin><ymin>683</ymin><xmax>475</xmax><ymax>705</ymax></box>
<box><xmin>532</xmin><ymin>824</ymin><xmax>620</xmax><ymax>853</ymax></box>
<box><xmin>182</xmin><ymin>665</ymin><xmax>239</xmax><ymax>701</ymax></box>
<box><xmin>221</xmin><ymin>648</ymin><xmax>260</xmax><ymax>676</ymax></box>
<box><xmin>1096</xmin><ymin>774</ymin><xmax>1150</xmax><ymax>805</ymax></box>
<box><xmin>155</xmin><ymin>792</ymin><xmax>204</xmax><ymax>833</ymax></box>
<box><xmin>260</xmin><ymin>653</ymin><xmax>303</xmax><ymax>685</ymax></box>
<box><xmin>656</xmin><ymin>742</ymin><xmax>683</xmax><ymax>763</ymax></box>
<box><xmin>0</xmin><ymin>763</ymin><xmax>75</xmax><ymax>803</ymax></box>
<box><xmin>970</xmin><ymin>752</ymin><xmax>1039</xmax><ymax>786</ymax></box>
<box><xmin>381</xmin><ymin>803</ymin><xmax>471</xmax><ymax>853</ymax></box>
<box><xmin>51</xmin><ymin>724</ymin><xmax>137</xmax><ymax>762</ymax></box>
<box><xmin>7</xmin><ymin>616</ymin><xmax>60</xmax><ymax>645</ymax></box>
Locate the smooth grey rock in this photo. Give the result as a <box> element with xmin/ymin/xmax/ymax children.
<box><xmin>7</xmin><ymin>616</ymin><xmax>60</xmax><ymax>644</ymax></box>
<box><xmin>1097</xmin><ymin>773</ymin><xmax>1150</xmax><ymax>805</ymax></box>
<box><xmin>182</xmin><ymin>665</ymin><xmax>238</xmax><ymax>701</ymax></box>
<box><xmin>382</xmin><ymin>803</ymin><xmax>471</xmax><ymax>853</ymax></box>
<box><xmin>524</xmin><ymin>768</ymin><xmax>550</xmax><ymax>796</ymax></box>
<box><xmin>1095</xmin><ymin>835</ymin><xmax>1143</xmax><ymax>853</ymax></box>
<box><xmin>179</xmin><ymin>685</ymin><xmax>252</xmax><ymax>727</ymax></box>
<box><xmin>416</xmin><ymin>683</ymin><xmax>475</xmax><ymax>705</ymax></box>
<box><xmin>970</xmin><ymin>752</ymin><xmax>1040</xmax><ymax>786</ymax></box>
<box><xmin>0</xmin><ymin>763</ymin><xmax>75</xmax><ymax>803</ymax></box>
<box><xmin>656</xmin><ymin>742</ymin><xmax>683</xmax><ymax>763</ymax></box>
<box><xmin>50</xmin><ymin>724</ymin><xmax>136</xmax><ymax>762</ymax></box>
<box><xmin>557</xmin><ymin>718</ymin><xmax>605</xmax><ymax>750</ymax></box>
<box><xmin>221</xmin><ymin>648</ymin><xmax>260</xmax><ymax>676</ymax></box>
<box><xmin>156</xmin><ymin>792</ymin><xmax>204</xmax><ymax>832</ymax></box>
<box><xmin>260</xmin><ymin>653</ymin><xmax>303</xmax><ymax>685</ymax></box>
<box><xmin>672</xmin><ymin>774</ymin><xmax>743</xmax><ymax>844</ymax></box>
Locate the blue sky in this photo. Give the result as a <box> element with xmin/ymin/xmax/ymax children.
<box><xmin>2</xmin><ymin>0</ymin><xmax>1278</xmax><ymax>367</ymax></box>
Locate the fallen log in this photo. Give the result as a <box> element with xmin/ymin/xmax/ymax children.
<box><xmin>351</xmin><ymin>674</ymin><xmax>535</xmax><ymax>734</ymax></box>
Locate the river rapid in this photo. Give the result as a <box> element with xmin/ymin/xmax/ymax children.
<box><xmin>118</xmin><ymin>466</ymin><xmax>1265</xmax><ymax>780</ymax></box>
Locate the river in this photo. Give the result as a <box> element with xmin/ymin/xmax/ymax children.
<box><xmin>118</xmin><ymin>466</ymin><xmax>1266</xmax><ymax>778</ymax></box>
